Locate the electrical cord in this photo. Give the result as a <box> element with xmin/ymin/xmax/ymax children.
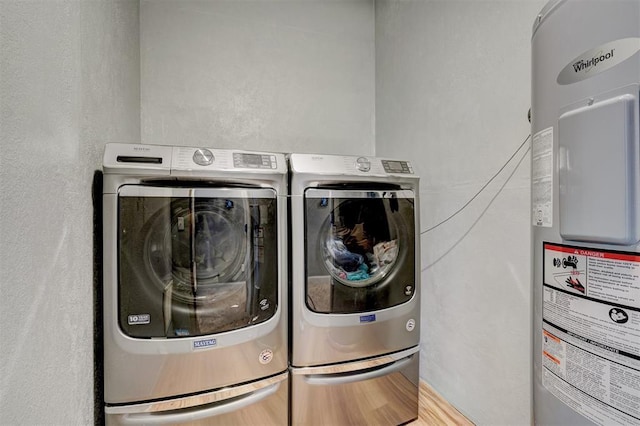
<box><xmin>421</xmin><ymin>144</ymin><xmax>530</xmax><ymax>271</ymax></box>
<box><xmin>420</xmin><ymin>134</ymin><xmax>532</xmax><ymax>235</ymax></box>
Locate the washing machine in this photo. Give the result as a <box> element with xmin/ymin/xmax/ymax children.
<box><xmin>102</xmin><ymin>143</ymin><xmax>288</xmax><ymax>425</ymax></box>
<box><xmin>288</xmin><ymin>153</ymin><xmax>420</xmax><ymax>425</ymax></box>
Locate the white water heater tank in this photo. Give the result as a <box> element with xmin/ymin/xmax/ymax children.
<box><xmin>531</xmin><ymin>1</ymin><xmax>640</xmax><ymax>425</ymax></box>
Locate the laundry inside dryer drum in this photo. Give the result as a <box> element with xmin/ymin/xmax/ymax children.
<box><xmin>118</xmin><ymin>194</ymin><xmax>278</xmax><ymax>339</ymax></box>
<box><xmin>305</xmin><ymin>191</ymin><xmax>415</xmax><ymax>314</ymax></box>
<box><xmin>320</xmin><ymin>198</ymin><xmax>400</xmax><ymax>288</ymax></box>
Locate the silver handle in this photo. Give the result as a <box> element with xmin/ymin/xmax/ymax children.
<box><xmin>117</xmin><ymin>382</ymin><xmax>280</xmax><ymax>425</ymax></box>
<box><xmin>118</xmin><ymin>185</ymin><xmax>277</xmax><ymax>199</ymax></box>
<box><xmin>304</xmin><ymin>355</ymin><xmax>413</xmax><ymax>386</ymax></box>
<box><xmin>305</xmin><ymin>188</ymin><xmax>415</xmax><ymax>200</ymax></box>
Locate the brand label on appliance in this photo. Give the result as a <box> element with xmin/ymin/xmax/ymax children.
<box><xmin>557</xmin><ymin>38</ymin><xmax>640</xmax><ymax>85</ymax></box>
<box><xmin>128</xmin><ymin>314</ymin><xmax>150</xmax><ymax>325</ymax></box>
<box><xmin>193</xmin><ymin>338</ymin><xmax>217</xmax><ymax>350</ymax></box>
<box><xmin>359</xmin><ymin>314</ymin><xmax>376</xmax><ymax>323</ymax></box>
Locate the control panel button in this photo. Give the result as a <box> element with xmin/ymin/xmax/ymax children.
<box><xmin>356</xmin><ymin>157</ymin><xmax>371</xmax><ymax>172</ymax></box>
<box><xmin>193</xmin><ymin>149</ymin><xmax>215</xmax><ymax>166</ymax></box>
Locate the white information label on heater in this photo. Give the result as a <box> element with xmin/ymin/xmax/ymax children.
<box><xmin>541</xmin><ymin>243</ymin><xmax>640</xmax><ymax>425</ymax></box>
<box><xmin>532</xmin><ymin>127</ymin><xmax>553</xmax><ymax>227</ymax></box>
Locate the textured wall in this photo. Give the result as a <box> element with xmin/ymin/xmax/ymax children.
<box><xmin>0</xmin><ymin>1</ymin><xmax>140</xmax><ymax>424</ymax></box>
<box><xmin>140</xmin><ymin>0</ymin><xmax>375</xmax><ymax>155</ymax></box>
<box><xmin>375</xmin><ymin>1</ymin><xmax>545</xmax><ymax>424</ymax></box>
<box><xmin>1</xmin><ymin>0</ymin><xmax>547</xmax><ymax>423</ymax></box>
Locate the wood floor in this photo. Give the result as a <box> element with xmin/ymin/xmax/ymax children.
<box><xmin>410</xmin><ymin>381</ymin><xmax>474</xmax><ymax>426</ymax></box>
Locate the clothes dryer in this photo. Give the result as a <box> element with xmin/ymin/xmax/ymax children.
<box><xmin>102</xmin><ymin>143</ymin><xmax>288</xmax><ymax>425</ymax></box>
<box><xmin>288</xmin><ymin>153</ymin><xmax>420</xmax><ymax>425</ymax></box>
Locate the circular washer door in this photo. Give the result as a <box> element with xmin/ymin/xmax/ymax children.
<box><xmin>144</xmin><ymin>199</ymin><xmax>247</xmax><ymax>303</ymax></box>
<box><xmin>304</xmin><ymin>188</ymin><xmax>416</xmax><ymax>314</ymax></box>
<box><xmin>319</xmin><ymin>198</ymin><xmax>401</xmax><ymax>288</ymax></box>
<box><xmin>118</xmin><ymin>186</ymin><xmax>279</xmax><ymax>338</ymax></box>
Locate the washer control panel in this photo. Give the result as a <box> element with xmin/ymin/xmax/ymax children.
<box><xmin>289</xmin><ymin>153</ymin><xmax>417</xmax><ymax>176</ymax></box>
<box><xmin>104</xmin><ymin>143</ymin><xmax>286</xmax><ymax>175</ymax></box>
<box><xmin>233</xmin><ymin>152</ymin><xmax>277</xmax><ymax>169</ymax></box>
<box><xmin>171</xmin><ymin>146</ymin><xmax>284</xmax><ymax>172</ymax></box>
<box><xmin>381</xmin><ymin>159</ymin><xmax>413</xmax><ymax>174</ymax></box>
<box><xmin>192</xmin><ymin>148</ymin><xmax>215</xmax><ymax>166</ymax></box>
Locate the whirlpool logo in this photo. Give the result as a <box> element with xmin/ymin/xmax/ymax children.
<box><xmin>557</xmin><ymin>38</ymin><xmax>640</xmax><ymax>85</ymax></box>
<box><xmin>571</xmin><ymin>49</ymin><xmax>615</xmax><ymax>73</ymax></box>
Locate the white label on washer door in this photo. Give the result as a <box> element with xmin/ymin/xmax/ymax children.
<box><xmin>541</xmin><ymin>243</ymin><xmax>640</xmax><ymax>425</ymax></box>
<box><xmin>128</xmin><ymin>314</ymin><xmax>150</xmax><ymax>325</ymax></box>
<box><xmin>532</xmin><ymin>127</ymin><xmax>553</xmax><ymax>227</ymax></box>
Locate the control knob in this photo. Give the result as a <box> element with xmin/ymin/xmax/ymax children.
<box><xmin>356</xmin><ymin>157</ymin><xmax>371</xmax><ymax>172</ymax></box>
<box><xmin>193</xmin><ymin>149</ymin><xmax>214</xmax><ymax>166</ymax></box>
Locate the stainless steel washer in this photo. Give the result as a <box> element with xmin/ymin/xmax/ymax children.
<box><xmin>102</xmin><ymin>143</ymin><xmax>288</xmax><ymax>425</ymax></box>
<box><xmin>288</xmin><ymin>152</ymin><xmax>420</xmax><ymax>425</ymax></box>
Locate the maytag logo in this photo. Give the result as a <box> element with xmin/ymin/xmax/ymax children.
<box><xmin>193</xmin><ymin>338</ymin><xmax>217</xmax><ymax>349</ymax></box>
<box><xmin>557</xmin><ymin>38</ymin><xmax>640</xmax><ymax>85</ymax></box>
<box><xmin>133</xmin><ymin>146</ymin><xmax>151</xmax><ymax>152</ymax></box>
<box><xmin>359</xmin><ymin>314</ymin><xmax>376</xmax><ymax>323</ymax></box>
<box><xmin>572</xmin><ymin>49</ymin><xmax>614</xmax><ymax>73</ymax></box>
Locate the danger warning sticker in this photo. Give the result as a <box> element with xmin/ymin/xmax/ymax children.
<box><xmin>541</xmin><ymin>242</ymin><xmax>640</xmax><ymax>425</ymax></box>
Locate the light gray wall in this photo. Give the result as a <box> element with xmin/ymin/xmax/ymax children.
<box><xmin>0</xmin><ymin>1</ymin><xmax>374</xmax><ymax>422</ymax></box>
<box><xmin>0</xmin><ymin>0</ymin><xmax>140</xmax><ymax>424</ymax></box>
<box><xmin>140</xmin><ymin>0</ymin><xmax>375</xmax><ymax>155</ymax></box>
<box><xmin>1</xmin><ymin>1</ymin><xmax>545</xmax><ymax>423</ymax></box>
<box><xmin>375</xmin><ymin>0</ymin><xmax>545</xmax><ymax>424</ymax></box>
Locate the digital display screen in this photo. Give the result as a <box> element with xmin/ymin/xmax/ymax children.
<box><xmin>385</xmin><ymin>161</ymin><xmax>405</xmax><ymax>171</ymax></box>
<box><xmin>242</xmin><ymin>154</ymin><xmax>264</xmax><ymax>165</ymax></box>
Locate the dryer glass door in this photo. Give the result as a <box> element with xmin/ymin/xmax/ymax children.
<box><xmin>118</xmin><ymin>186</ymin><xmax>278</xmax><ymax>338</ymax></box>
<box><xmin>304</xmin><ymin>188</ymin><xmax>416</xmax><ymax>314</ymax></box>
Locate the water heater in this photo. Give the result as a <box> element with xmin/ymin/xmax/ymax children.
<box><xmin>531</xmin><ymin>1</ymin><xmax>640</xmax><ymax>425</ymax></box>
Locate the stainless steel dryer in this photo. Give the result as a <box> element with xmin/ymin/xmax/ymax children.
<box><xmin>102</xmin><ymin>143</ymin><xmax>288</xmax><ymax>425</ymax></box>
<box><xmin>288</xmin><ymin>153</ymin><xmax>420</xmax><ymax>425</ymax></box>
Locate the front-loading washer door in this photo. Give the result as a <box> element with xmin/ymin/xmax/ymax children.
<box><xmin>118</xmin><ymin>186</ymin><xmax>278</xmax><ymax>338</ymax></box>
<box><xmin>304</xmin><ymin>188</ymin><xmax>416</xmax><ymax>314</ymax></box>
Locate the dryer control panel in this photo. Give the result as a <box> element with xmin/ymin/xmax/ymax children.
<box><xmin>289</xmin><ymin>153</ymin><xmax>416</xmax><ymax>177</ymax></box>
